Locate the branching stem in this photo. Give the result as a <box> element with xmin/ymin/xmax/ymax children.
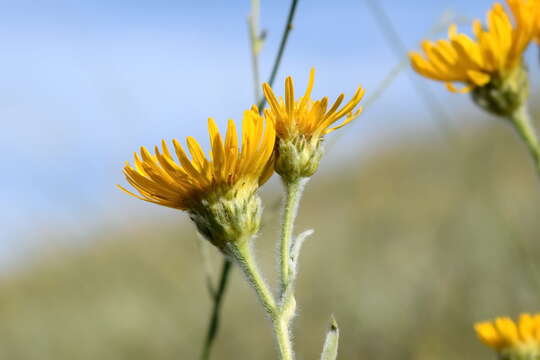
<box><xmin>227</xmin><ymin>242</ymin><xmax>295</xmax><ymax>360</ymax></box>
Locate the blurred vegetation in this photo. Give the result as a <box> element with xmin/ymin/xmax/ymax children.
<box><xmin>1</xmin><ymin>115</ymin><xmax>540</xmax><ymax>360</ymax></box>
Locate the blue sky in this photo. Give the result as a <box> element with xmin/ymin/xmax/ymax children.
<box><xmin>1</xmin><ymin>0</ymin><xmax>537</xmax><ymax>267</ymax></box>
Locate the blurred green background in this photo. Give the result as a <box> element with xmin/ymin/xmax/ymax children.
<box><xmin>2</xmin><ymin>0</ymin><xmax>540</xmax><ymax>359</ymax></box>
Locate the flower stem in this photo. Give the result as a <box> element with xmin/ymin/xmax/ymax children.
<box><xmin>271</xmin><ymin>178</ymin><xmax>309</xmax><ymax>360</ymax></box>
<box><xmin>227</xmin><ymin>242</ymin><xmax>295</xmax><ymax>360</ymax></box>
<box><xmin>279</xmin><ymin>178</ymin><xmax>306</xmax><ymax>296</ymax></box>
<box><xmin>227</xmin><ymin>242</ymin><xmax>276</xmax><ymax>315</ymax></box>
<box><xmin>510</xmin><ymin>106</ymin><xmax>540</xmax><ymax>179</ymax></box>
<box><xmin>200</xmin><ymin>258</ymin><xmax>232</xmax><ymax>360</ymax></box>
<box><xmin>274</xmin><ymin>318</ymin><xmax>295</xmax><ymax>360</ymax></box>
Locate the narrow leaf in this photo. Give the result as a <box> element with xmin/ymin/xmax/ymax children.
<box><xmin>289</xmin><ymin>229</ymin><xmax>314</xmax><ymax>276</ymax></box>
<box><xmin>320</xmin><ymin>316</ymin><xmax>339</xmax><ymax>360</ymax></box>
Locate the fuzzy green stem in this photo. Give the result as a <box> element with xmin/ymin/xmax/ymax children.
<box><xmin>510</xmin><ymin>106</ymin><xmax>540</xmax><ymax>179</ymax></box>
<box><xmin>272</xmin><ymin>178</ymin><xmax>308</xmax><ymax>360</ymax></box>
<box><xmin>274</xmin><ymin>318</ymin><xmax>295</xmax><ymax>360</ymax></box>
<box><xmin>200</xmin><ymin>259</ymin><xmax>232</xmax><ymax>360</ymax></box>
<box><xmin>279</xmin><ymin>178</ymin><xmax>306</xmax><ymax>297</ymax></box>
<box><xmin>227</xmin><ymin>242</ymin><xmax>295</xmax><ymax>360</ymax></box>
<box><xmin>227</xmin><ymin>242</ymin><xmax>276</xmax><ymax>315</ymax></box>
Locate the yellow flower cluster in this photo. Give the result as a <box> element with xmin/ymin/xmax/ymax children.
<box><xmin>119</xmin><ymin>69</ymin><xmax>364</xmax><ymax>245</ymax></box>
<box><xmin>410</xmin><ymin>0</ymin><xmax>539</xmax><ymax>93</ymax></box>
<box><xmin>120</xmin><ymin>70</ymin><xmax>363</xmax><ymax>211</ymax></box>
<box><xmin>475</xmin><ymin>314</ymin><xmax>540</xmax><ymax>357</ymax></box>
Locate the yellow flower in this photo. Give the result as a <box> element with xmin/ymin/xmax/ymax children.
<box><xmin>409</xmin><ymin>0</ymin><xmax>537</xmax><ymax>93</ymax></box>
<box><xmin>262</xmin><ymin>68</ymin><xmax>364</xmax><ymax>141</ymax></box>
<box><xmin>475</xmin><ymin>313</ymin><xmax>540</xmax><ymax>359</ymax></box>
<box><xmin>119</xmin><ymin>108</ymin><xmax>275</xmax><ymax>248</ymax></box>
<box><xmin>261</xmin><ymin>68</ymin><xmax>364</xmax><ymax>181</ymax></box>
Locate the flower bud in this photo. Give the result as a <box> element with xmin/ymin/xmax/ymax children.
<box><xmin>275</xmin><ymin>136</ymin><xmax>323</xmax><ymax>183</ymax></box>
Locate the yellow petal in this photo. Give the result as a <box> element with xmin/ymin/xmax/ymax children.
<box><xmin>445</xmin><ymin>82</ymin><xmax>474</xmax><ymax>93</ymax></box>
<box><xmin>475</xmin><ymin>322</ymin><xmax>504</xmax><ymax>349</ymax></box>
<box><xmin>467</xmin><ymin>70</ymin><xmax>491</xmax><ymax>86</ymax></box>
<box><xmin>495</xmin><ymin>317</ymin><xmax>520</xmax><ymax>346</ymax></box>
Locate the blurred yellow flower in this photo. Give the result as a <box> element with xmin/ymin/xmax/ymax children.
<box><xmin>475</xmin><ymin>313</ymin><xmax>540</xmax><ymax>358</ymax></box>
<box><xmin>409</xmin><ymin>0</ymin><xmax>538</xmax><ymax>93</ymax></box>
<box><xmin>262</xmin><ymin>68</ymin><xmax>364</xmax><ymax>141</ymax></box>
<box><xmin>119</xmin><ymin>108</ymin><xmax>275</xmax><ymax>211</ymax></box>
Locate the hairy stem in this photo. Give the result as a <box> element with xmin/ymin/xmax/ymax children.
<box><xmin>228</xmin><ymin>242</ymin><xmax>276</xmax><ymax>315</ymax></box>
<box><xmin>274</xmin><ymin>318</ymin><xmax>295</xmax><ymax>360</ymax></box>
<box><xmin>279</xmin><ymin>178</ymin><xmax>306</xmax><ymax>296</ymax></box>
<box><xmin>272</xmin><ymin>178</ymin><xmax>309</xmax><ymax>360</ymax></box>
<box><xmin>200</xmin><ymin>258</ymin><xmax>232</xmax><ymax>360</ymax></box>
<box><xmin>510</xmin><ymin>106</ymin><xmax>540</xmax><ymax>179</ymax></box>
<box><xmin>228</xmin><ymin>242</ymin><xmax>295</xmax><ymax>360</ymax></box>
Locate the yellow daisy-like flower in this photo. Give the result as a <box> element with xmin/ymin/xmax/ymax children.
<box><xmin>262</xmin><ymin>68</ymin><xmax>364</xmax><ymax>141</ymax></box>
<box><xmin>409</xmin><ymin>0</ymin><xmax>537</xmax><ymax>93</ymax></box>
<box><xmin>119</xmin><ymin>108</ymin><xmax>275</xmax><ymax>248</ymax></box>
<box><xmin>475</xmin><ymin>313</ymin><xmax>540</xmax><ymax>359</ymax></box>
<box><xmin>262</xmin><ymin>68</ymin><xmax>364</xmax><ymax>181</ymax></box>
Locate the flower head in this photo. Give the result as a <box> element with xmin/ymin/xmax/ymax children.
<box><xmin>409</xmin><ymin>0</ymin><xmax>537</xmax><ymax>94</ymax></box>
<box><xmin>262</xmin><ymin>68</ymin><xmax>364</xmax><ymax>182</ymax></box>
<box><xmin>475</xmin><ymin>313</ymin><xmax>540</xmax><ymax>359</ymax></box>
<box><xmin>119</xmin><ymin>108</ymin><xmax>275</xmax><ymax>249</ymax></box>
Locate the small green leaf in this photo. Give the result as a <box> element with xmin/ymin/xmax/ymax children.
<box><xmin>289</xmin><ymin>229</ymin><xmax>314</xmax><ymax>276</ymax></box>
<box><xmin>320</xmin><ymin>316</ymin><xmax>339</xmax><ymax>360</ymax></box>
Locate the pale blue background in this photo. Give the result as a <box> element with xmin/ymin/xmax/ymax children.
<box><xmin>1</xmin><ymin>0</ymin><xmax>538</xmax><ymax>267</ymax></box>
